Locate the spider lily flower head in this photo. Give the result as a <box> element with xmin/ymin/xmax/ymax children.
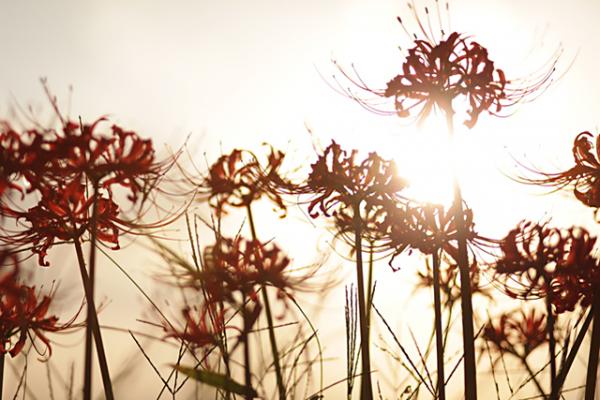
<box><xmin>521</xmin><ymin>132</ymin><xmax>600</xmax><ymax>212</ymax></box>
<box><xmin>0</xmin><ymin>118</ymin><xmax>171</xmax><ymax>203</ymax></box>
<box><xmin>0</xmin><ymin>114</ymin><xmax>178</xmax><ymax>266</ymax></box>
<box><xmin>199</xmin><ymin>146</ymin><xmax>291</xmax><ymax>216</ymax></box>
<box><xmin>378</xmin><ymin>201</ymin><xmax>487</xmax><ymax>270</ymax></box>
<box><xmin>8</xmin><ymin>181</ymin><xmax>121</xmax><ymax>266</ymax></box>
<box><xmin>493</xmin><ymin>221</ymin><xmax>599</xmax><ymax>313</ymax></box>
<box><xmin>551</xmin><ymin>228</ymin><xmax>600</xmax><ymax>312</ymax></box>
<box><xmin>165</xmin><ymin>304</ymin><xmax>225</xmax><ymax>350</ymax></box>
<box><xmin>199</xmin><ymin>237</ymin><xmax>298</xmax><ymax>306</ymax></box>
<box><xmin>482</xmin><ymin>308</ymin><xmax>548</xmax><ymax>357</ymax></box>
<box><xmin>0</xmin><ymin>251</ymin><xmax>77</xmax><ymax>357</ymax></box>
<box><xmin>303</xmin><ymin>141</ymin><xmax>408</xmax><ymax>219</ymax></box>
<box><xmin>333</xmin><ymin>2</ymin><xmax>556</xmax><ymax>128</ymax></box>
<box><xmin>415</xmin><ymin>256</ymin><xmax>491</xmax><ymax>304</ymax></box>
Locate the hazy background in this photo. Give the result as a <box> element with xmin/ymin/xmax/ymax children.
<box><xmin>0</xmin><ymin>0</ymin><xmax>599</xmax><ymax>398</ymax></box>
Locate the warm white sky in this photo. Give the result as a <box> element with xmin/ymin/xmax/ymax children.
<box><xmin>1</xmin><ymin>0</ymin><xmax>599</xmax><ymax>398</ymax></box>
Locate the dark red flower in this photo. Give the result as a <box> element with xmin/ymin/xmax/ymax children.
<box><xmin>522</xmin><ymin>132</ymin><xmax>600</xmax><ymax>210</ymax></box>
<box><xmin>304</xmin><ymin>141</ymin><xmax>407</xmax><ymax>218</ymax></box>
<box><xmin>199</xmin><ymin>237</ymin><xmax>296</xmax><ymax>306</ymax></box>
<box><xmin>333</xmin><ymin>9</ymin><xmax>555</xmax><ymax>128</ymax></box>
<box><xmin>493</xmin><ymin>221</ymin><xmax>600</xmax><ymax>313</ymax></box>
<box><xmin>0</xmin><ymin>251</ymin><xmax>76</xmax><ymax>357</ymax></box>
<box><xmin>415</xmin><ymin>257</ymin><xmax>491</xmax><ymax>304</ymax></box>
<box><xmin>200</xmin><ymin>147</ymin><xmax>290</xmax><ymax>216</ymax></box>
<box><xmin>377</xmin><ymin>201</ymin><xmax>486</xmax><ymax>269</ymax></box>
<box><xmin>483</xmin><ymin>308</ymin><xmax>548</xmax><ymax>357</ymax></box>
<box><xmin>165</xmin><ymin>304</ymin><xmax>225</xmax><ymax>350</ymax></box>
<box><xmin>9</xmin><ymin>180</ymin><xmax>121</xmax><ymax>266</ymax></box>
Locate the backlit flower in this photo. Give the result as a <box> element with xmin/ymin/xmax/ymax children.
<box><xmin>304</xmin><ymin>141</ymin><xmax>407</xmax><ymax>218</ymax></box>
<box><xmin>199</xmin><ymin>147</ymin><xmax>290</xmax><ymax>216</ymax></box>
<box><xmin>333</xmin><ymin>6</ymin><xmax>556</xmax><ymax>128</ymax></box>
<box><xmin>522</xmin><ymin>132</ymin><xmax>600</xmax><ymax>209</ymax></box>
<box><xmin>493</xmin><ymin>221</ymin><xmax>600</xmax><ymax>313</ymax></box>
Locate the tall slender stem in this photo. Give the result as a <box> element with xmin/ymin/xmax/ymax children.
<box><xmin>73</xmin><ymin>236</ymin><xmax>114</xmax><ymax>400</ymax></box>
<box><xmin>366</xmin><ymin>242</ymin><xmax>374</xmax><ymax>344</ymax></box>
<box><xmin>546</xmin><ymin>295</ymin><xmax>557</xmax><ymax>399</ymax></box>
<box><xmin>82</xmin><ymin>186</ymin><xmax>99</xmax><ymax>400</ymax></box>
<box><xmin>242</xmin><ymin>296</ymin><xmax>252</xmax><ymax>400</ymax></box>
<box><xmin>521</xmin><ymin>356</ymin><xmax>547</xmax><ymax>399</ymax></box>
<box><xmin>246</xmin><ymin>205</ymin><xmax>286</xmax><ymax>400</ymax></box>
<box><xmin>585</xmin><ymin>302</ymin><xmax>600</xmax><ymax>400</ymax></box>
<box><xmin>353</xmin><ymin>203</ymin><xmax>373</xmax><ymax>400</ymax></box>
<box><xmin>556</xmin><ymin>307</ymin><xmax>594</xmax><ymax>392</ymax></box>
<box><xmin>432</xmin><ymin>249</ymin><xmax>446</xmax><ymax>400</ymax></box>
<box><xmin>0</xmin><ymin>352</ymin><xmax>4</xmax><ymax>400</ymax></box>
<box><xmin>446</xmin><ymin>113</ymin><xmax>477</xmax><ymax>400</ymax></box>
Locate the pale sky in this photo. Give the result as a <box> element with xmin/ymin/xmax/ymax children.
<box><xmin>1</xmin><ymin>1</ymin><xmax>599</xmax><ymax>398</ymax></box>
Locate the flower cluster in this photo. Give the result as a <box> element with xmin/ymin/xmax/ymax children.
<box><xmin>494</xmin><ymin>221</ymin><xmax>600</xmax><ymax>313</ymax></box>
<box><xmin>383</xmin><ymin>32</ymin><xmax>507</xmax><ymax>127</ymax></box>
<box><xmin>0</xmin><ymin>116</ymin><xmax>170</xmax><ymax>264</ymax></box>
<box><xmin>199</xmin><ymin>146</ymin><xmax>290</xmax><ymax>216</ymax></box>
<box><xmin>164</xmin><ymin>304</ymin><xmax>225</xmax><ymax>351</ymax></box>
<box><xmin>0</xmin><ymin>251</ymin><xmax>75</xmax><ymax>357</ymax></box>
<box><xmin>482</xmin><ymin>308</ymin><xmax>548</xmax><ymax>357</ymax></box>
<box><xmin>304</xmin><ymin>141</ymin><xmax>407</xmax><ymax>218</ymax></box>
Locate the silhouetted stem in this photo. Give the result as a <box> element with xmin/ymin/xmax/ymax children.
<box><xmin>432</xmin><ymin>250</ymin><xmax>446</xmax><ymax>400</ymax></box>
<box><xmin>446</xmin><ymin>113</ymin><xmax>477</xmax><ymax>400</ymax></box>
<box><xmin>556</xmin><ymin>307</ymin><xmax>594</xmax><ymax>393</ymax></box>
<box><xmin>366</xmin><ymin>243</ymin><xmax>374</xmax><ymax>343</ymax></box>
<box><xmin>585</xmin><ymin>302</ymin><xmax>600</xmax><ymax>400</ymax></box>
<box><xmin>520</xmin><ymin>356</ymin><xmax>547</xmax><ymax>399</ymax></box>
<box><xmin>546</xmin><ymin>295</ymin><xmax>557</xmax><ymax>400</ymax></box>
<box><xmin>242</xmin><ymin>297</ymin><xmax>252</xmax><ymax>400</ymax></box>
<box><xmin>353</xmin><ymin>203</ymin><xmax>373</xmax><ymax>400</ymax></box>
<box><xmin>73</xmin><ymin>235</ymin><xmax>114</xmax><ymax>400</ymax></box>
<box><xmin>0</xmin><ymin>352</ymin><xmax>4</xmax><ymax>400</ymax></box>
<box><xmin>246</xmin><ymin>205</ymin><xmax>286</xmax><ymax>400</ymax></box>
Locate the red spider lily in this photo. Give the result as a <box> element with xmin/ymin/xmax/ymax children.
<box><xmin>199</xmin><ymin>147</ymin><xmax>290</xmax><ymax>216</ymax></box>
<box><xmin>199</xmin><ymin>237</ymin><xmax>297</xmax><ymax>306</ymax></box>
<box><xmin>0</xmin><ymin>119</ymin><xmax>168</xmax><ymax>201</ymax></box>
<box><xmin>415</xmin><ymin>257</ymin><xmax>491</xmax><ymax>304</ymax></box>
<box><xmin>483</xmin><ymin>308</ymin><xmax>548</xmax><ymax>357</ymax></box>
<box><xmin>377</xmin><ymin>201</ymin><xmax>487</xmax><ymax>269</ymax></box>
<box><xmin>494</xmin><ymin>221</ymin><xmax>600</xmax><ymax>313</ymax></box>
<box><xmin>333</xmin><ymin>9</ymin><xmax>555</xmax><ymax>128</ymax></box>
<box><xmin>165</xmin><ymin>304</ymin><xmax>225</xmax><ymax>350</ymax></box>
<box><xmin>384</xmin><ymin>32</ymin><xmax>507</xmax><ymax>128</ymax></box>
<box><xmin>8</xmin><ymin>180</ymin><xmax>121</xmax><ymax>266</ymax></box>
<box><xmin>303</xmin><ymin>141</ymin><xmax>407</xmax><ymax>218</ymax></box>
<box><xmin>494</xmin><ymin>221</ymin><xmax>563</xmax><ymax>300</ymax></box>
<box><xmin>0</xmin><ymin>252</ymin><xmax>77</xmax><ymax>357</ymax></box>
<box><xmin>0</xmin><ymin>116</ymin><xmax>176</xmax><ymax>265</ymax></box>
<box><xmin>522</xmin><ymin>132</ymin><xmax>600</xmax><ymax>210</ymax></box>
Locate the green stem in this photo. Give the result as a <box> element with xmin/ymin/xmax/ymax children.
<box><xmin>446</xmin><ymin>113</ymin><xmax>477</xmax><ymax>400</ymax></box>
<box><xmin>246</xmin><ymin>205</ymin><xmax>286</xmax><ymax>400</ymax></box>
<box><xmin>432</xmin><ymin>250</ymin><xmax>446</xmax><ymax>400</ymax></box>
<box><xmin>585</xmin><ymin>302</ymin><xmax>600</xmax><ymax>400</ymax></box>
<box><xmin>353</xmin><ymin>203</ymin><xmax>373</xmax><ymax>400</ymax></box>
